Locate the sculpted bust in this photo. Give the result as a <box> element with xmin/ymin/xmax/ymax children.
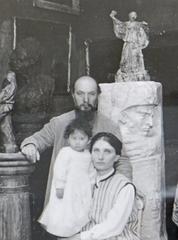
<box><xmin>9</xmin><ymin>37</ymin><xmax>54</xmax><ymax>114</ymax></box>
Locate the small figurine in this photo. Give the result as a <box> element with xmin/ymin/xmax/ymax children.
<box><xmin>110</xmin><ymin>10</ymin><xmax>150</xmax><ymax>82</ymax></box>
<box><xmin>0</xmin><ymin>71</ymin><xmax>18</xmax><ymax>152</ymax></box>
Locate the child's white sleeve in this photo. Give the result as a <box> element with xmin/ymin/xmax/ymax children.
<box><xmin>53</xmin><ymin>148</ymin><xmax>70</xmax><ymax>189</ymax></box>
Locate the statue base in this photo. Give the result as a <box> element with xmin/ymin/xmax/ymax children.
<box><xmin>0</xmin><ymin>153</ymin><xmax>35</xmax><ymax>240</ymax></box>
<box><xmin>0</xmin><ymin>144</ymin><xmax>18</xmax><ymax>153</ymax></box>
<box><xmin>115</xmin><ymin>69</ymin><xmax>150</xmax><ymax>82</ymax></box>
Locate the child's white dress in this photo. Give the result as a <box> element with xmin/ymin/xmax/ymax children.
<box><xmin>38</xmin><ymin>146</ymin><xmax>96</xmax><ymax>237</ymax></box>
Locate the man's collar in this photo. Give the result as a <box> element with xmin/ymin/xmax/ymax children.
<box><xmin>96</xmin><ymin>168</ymin><xmax>115</xmax><ymax>187</ymax></box>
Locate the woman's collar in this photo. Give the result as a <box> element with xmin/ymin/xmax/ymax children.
<box><xmin>96</xmin><ymin>168</ymin><xmax>115</xmax><ymax>186</ymax></box>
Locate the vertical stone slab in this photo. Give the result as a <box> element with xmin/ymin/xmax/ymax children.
<box><xmin>98</xmin><ymin>82</ymin><xmax>167</xmax><ymax>240</ymax></box>
<box><xmin>0</xmin><ymin>153</ymin><xmax>35</xmax><ymax>240</ymax></box>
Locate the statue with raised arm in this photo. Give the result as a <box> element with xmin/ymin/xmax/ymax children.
<box><xmin>0</xmin><ymin>71</ymin><xmax>18</xmax><ymax>152</ymax></box>
<box><xmin>110</xmin><ymin>10</ymin><xmax>150</xmax><ymax>82</ymax></box>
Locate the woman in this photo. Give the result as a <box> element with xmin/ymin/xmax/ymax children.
<box><xmin>78</xmin><ymin>132</ymin><xmax>140</xmax><ymax>240</ymax></box>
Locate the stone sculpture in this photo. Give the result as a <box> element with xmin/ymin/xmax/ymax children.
<box><xmin>9</xmin><ymin>37</ymin><xmax>55</xmax><ymax>143</ymax></box>
<box><xmin>110</xmin><ymin>10</ymin><xmax>150</xmax><ymax>82</ymax></box>
<box><xmin>98</xmin><ymin>82</ymin><xmax>167</xmax><ymax>240</ymax></box>
<box><xmin>0</xmin><ymin>71</ymin><xmax>18</xmax><ymax>152</ymax></box>
<box><xmin>9</xmin><ymin>37</ymin><xmax>55</xmax><ymax>114</ymax></box>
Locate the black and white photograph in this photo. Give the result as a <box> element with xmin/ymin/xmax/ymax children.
<box><xmin>0</xmin><ymin>1</ymin><xmax>178</xmax><ymax>240</ymax></box>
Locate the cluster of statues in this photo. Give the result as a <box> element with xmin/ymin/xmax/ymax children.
<box><xmin>0</xmin><ymin>9</ymin><xmax>177</xmax><ymax>240</ymax></box>
<box><xmin>0</xmin><ymin>11</ymin><xmax>150</xmax><ymax>152</ymax></box>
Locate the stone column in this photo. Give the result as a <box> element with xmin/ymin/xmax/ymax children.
<box><xmin>0</xmin><ymin>153</ymin><xmax>35</xmax><ymax>240</ymax></box>
<box><xmin>98</xmin><ymin>82</ymin><xmax>167</xmax><ymax>240</ymax></box>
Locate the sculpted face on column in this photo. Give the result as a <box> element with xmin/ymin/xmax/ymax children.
<box><xmin>98</xmin><ymin>82</ymin><xmax>162</xmax><ymax>158</ymax></box>
<box><xmin>117</xmin><ymin>104</ymin><xmax>159</xmax><ymax>158</ymax></box>
<box><xmin>119</xmin><ymin>105</ymin><xmax>155</xmax><ymax>136</ymax></box>
<box><xmin>109</xmin><ymin>83</ymin><xmax>161</xmax><ymax>158</ymax></box>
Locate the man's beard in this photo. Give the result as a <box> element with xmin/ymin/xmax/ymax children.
<box><xmin>75</xmin><ymin>105</ymin><xmax>97</xmax><ymax>122</ymax></box>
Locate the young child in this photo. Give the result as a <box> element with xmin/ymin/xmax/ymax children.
<box><xmin>38</xmin><ymin>118</ymin><xmax>96</xmax><ymax>237</ymax></box>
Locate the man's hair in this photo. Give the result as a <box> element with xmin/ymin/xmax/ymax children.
<box><xmin>64</xmin><ymin>118</ymin><xmax>93</xmax><ymax>139</ymax></box>
<box><xmin>90</xmin><ymin>132</ymin><xmax>122</xmax><ymax>155</ymax></box>
<box><xmin>71</xmin><ymin>76</ymin><xmax>101</xmax><ymax>94</ymax></box>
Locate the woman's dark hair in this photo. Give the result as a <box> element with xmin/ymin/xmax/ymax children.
<box><xmin>90</xmin><ymin>132</ymin><xmax>122</xmax><ymax>155</ymax></box>
<box><xmin>64</xmin><ymin>118</ymin><xmax>92</xmax><ymax>139</ymax></box>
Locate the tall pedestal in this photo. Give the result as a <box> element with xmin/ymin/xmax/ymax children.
<box><xmin>98</xmin><ymin>82</ymin><xmax>167</xmax><ymax>240</ymax></box>
<box><xmin>0</xmin><ymin>153</ymin><xmax>35</xmax><ymax>240</ymax></box>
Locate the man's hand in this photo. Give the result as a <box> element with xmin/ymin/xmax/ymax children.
<box><xmin>56</xmin><ymin>188</ymin><xmax>64</xmax><ymax>199</ymax></box>
<box><xmin>21</xmin><ymin>144</ymin><xmax>40</xmax><ymax>163</ymax></box>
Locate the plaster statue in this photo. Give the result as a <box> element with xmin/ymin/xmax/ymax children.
<box><xmin>98</xmin><ymin>82</ymin><xmax>167</xmax><ymax>240</ymax></box>
<box><xmin>0</xmin><ymin>71</ymin><xmax>18</xmax><ymax>152</ymax></box>
<box><xmin>110</xmin><ymin>10</ymin><xmax>150</xmax><ymax>82</ymax></box>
